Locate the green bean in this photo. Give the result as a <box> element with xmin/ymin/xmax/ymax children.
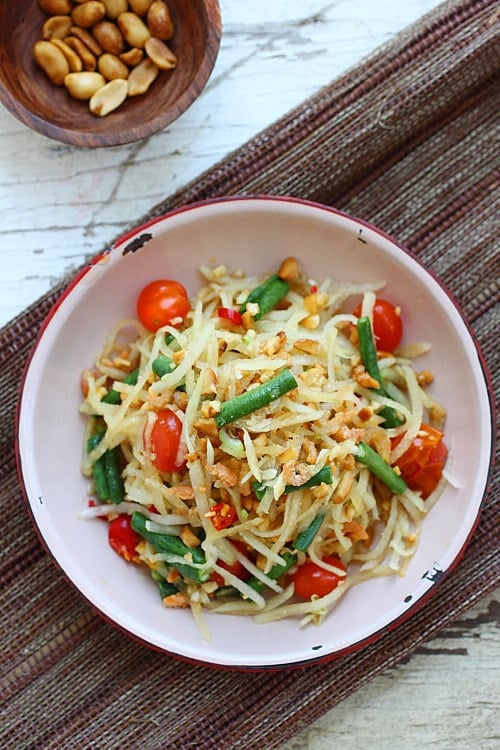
<box><xmin>293</xmin><ymin>512</ymin><xmax>326</xmax><ymax>552</ymax></box>
<box><xmin>285</xmin><ymin>464</ymin><xmax>332</xmax><ymax>494</ymax></box>
<box><xmin>131</xmin><ymin>512</ymin><xmax>209</xmax><ymax>583</ymax></box>
<box><xmin>239</xmin><ymin>274</ymin><xmax>289</xmax><ymax>320</ymax></box>
<box><xmin>215</xmin><ymin>368</ymin><xmax>298</xmax><ymax>427</ymax></box>
<box><xmin>152</xmin><ymin>355</ymin><xmax>175</xmax><ymax>378</ymax></box>
<box><xmin>103</xmin><ymin>446</ymin><xmax>125</xmax><ymax>504</ymax></box>
<box><xmin>246</xmin><ymin>551</ymin><xmax>297</xmax><ymax>593</ymax></box>
<box><xmin>151</xmin><ymin>571</ymin><xmax>178</xmax><ymax>599</ymax></box>
<box><xmin>101</xmin><ymin>367</ymin><xmax>139</xmax><ymax>405</ymax></box>
<box><xmin>87</xmin><ymin>432</ymin><xmax>108</xmax><ymax>501</ymax></box>
<box><xmin>356</xmin><ymin>316</ymin><xmax>403</xmax><ymax>428</ymax></box>
<box><xmin>356</xmin><ymin>441</ymin><xmax>407</xmax><ymax>494</ymax></box>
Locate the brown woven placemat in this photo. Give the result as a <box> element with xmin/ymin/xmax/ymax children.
<box><xmin>1</xmin><ymin>1</ymin><xmax>499</xmax><ymax>748</ymax></box>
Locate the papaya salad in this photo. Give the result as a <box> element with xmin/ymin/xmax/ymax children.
<box><xmin>79</xmin><ymin>257</ymin><xmax>448</xmax><ymax>637</ymax></box>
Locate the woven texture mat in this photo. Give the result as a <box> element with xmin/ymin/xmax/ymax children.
<box><xmin>1</xmin><ymin>1</ymin><xmax>499</xmax><ymax>748</ymax></box>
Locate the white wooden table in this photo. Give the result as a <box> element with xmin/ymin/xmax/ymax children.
<box><xmin>0</xmin><ymin>1</ymin><xmax>497</xmax><ymax>747</ymax></box>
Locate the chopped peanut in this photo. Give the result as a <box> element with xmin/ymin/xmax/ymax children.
<box><xmin>333</xmin><ymin>470</ymin><xmax>354</xmax><ymax>504</ymax></box>
<box><xmin>172</xmin><ymin>350</ymin><xmax>185</xmax><ymax>364</ymax></box>
<box><xmin>429</xmin><ymin>404</ymin><xmax>446</xmax><ymax>426</ymax></box>
<box><xmin>180</xmin><ymin>525</ymin><xmax>201</xmax><ymax>548</ymax></box>
<box><xmin>278</xmin><ymin>256</ymin><xmax>299</xmax><ymax>281</ymax></box>
<box><xmin>417</xmin><ymin>369</ymin><xmax>434</xmax><ymax>386</ymax></box>
<box><xmin>172</xmin><ymin>485</ymin><xmax>195</xmax><ymax>500</ymax></box>
<box><xmin>342</xmin><ymin>520</ymin><xmax>369</xmax><ymax>542</ymax></box>
<box><xmin>294</xmin><ymin>338</ymin><xmax>319</xmax><ymax>355</ymax></box>
<box><xmin>241</xmin><ymin>311</ymin><xmax>255</xmax><ymax>330</ymax></box>
<box><xmin>163</xmin><ymin>592</ymin><xmax>190</xmax><ymax>608</ymax></box>
<box><xmin>352</xmin><ymin>363</ymin><xmax>380</xmax><ymax>389</ymax></box>
<box><xmin>279</xmin><ymin>445</ymin><xmax>299</xmax><ymax>463</ymax></box>
<box><xmin>194</xmin><ymin>418</ymin><xmax>219</xmax><ymax>438</ymax></box>
<box><xmin>301</xmin><ymin>438</ymin><xmax>318</xmax><ymax>465</ymax></box>
<box><xmin>300</xmin><ymin>313</ymin><xmax>320</xmax><ymax>330</ymax></box>
<box><xmin>357</xmin><ymin>406</ymin><xmax>374</xmax><ymax>422</ymax></box>
<box><xmin>262</xmin><ymin>331</ymin><xmax>287</xmax><ymax>356</ymax></box>
<box><xmin>201</xmin><ymin>367</ymin><xmax>218</xmax><ymax>395</ymax></box>
<box><xmin>167</xmin><ymin>569</ymin><xmax>181</xmax><ymax>584</ymax></box>
<box><xmin>304</xmin><ymin>293</ymin><xmax>319</xmax><ymax>314</ymax></box>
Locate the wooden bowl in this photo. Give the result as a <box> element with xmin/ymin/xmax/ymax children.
<box><xmin>0</xmin><ymin>1</ymin><xmax>221</xmax><ymax>147</ymax></box>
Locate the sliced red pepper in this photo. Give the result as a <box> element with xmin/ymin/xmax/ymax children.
<box><xmin>207</xmin><ymin>502</ymin><xmax>237</xmax><ymax>531</ymax></box>
<box><xmin>218</xmin><ymin>307</ymin><xmax>243</xmax><ymax>326</ymax></box>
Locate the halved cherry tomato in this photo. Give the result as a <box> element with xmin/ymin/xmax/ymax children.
<box><xmin>354</xmin><ymin>298</ymin><xmax>403</xmax><ymax>352</ymax></box>
<box><xmin>148</xmin><ymin>409</ymin><xmax>185</xmax><ymax>473</ymax></box>
<box><xmin>392</xmin><ymin>423</ymin><xmax>448</xmax><ymax>499</ymax></box>
<box><xmin>208</xmin><ymin>502</ymin><xmax>237</xmax><ymax>531</ymax></box>
<box><xmin>108</xmin><ymin>514</ymin><xmax>140</xmax><ymax>562</ymax></box>
<box><xmin>217</xmin><ymin>307</ymin><xmax>243</xmax><ymax>326</ymax></box>
<box><xmin>211</xmin><ymin>540</ymin><xmax>250</xmax><ymax>586</ymax></box>
<box><xmin>292</xmin><ymin>555</ymin><xmax>346</xmax><ymax>600</ymax></box>
<box><xmin>137</xmin><ymin>279</ymin><xmax>190</xmax><ymax>332</ymax></box>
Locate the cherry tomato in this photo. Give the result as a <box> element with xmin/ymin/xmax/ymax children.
<box><xmin>292</xmin><ymin>555</ymin><xmax>346</xmax><ymax>600</ymax></box>
<box><xmin>392</xmin><ymin>423</ymin><xmax>448</xmax><ymax>499</ymax></box>
<box><xmin>208</xmin><ymin>502</ymin><xmax>237</xmax><ymax>531</ymax></box>
<box><xmin>218</xmin><ymin>307</ymin><xmax>243</xmax><ymax>326</ymax></box>
<box><xmin>211</xmin><ymin>540</ymin><xmax>250</xmax><ymax>586</ymax></box>
<box><xmin>354</xmin><ymin>298</ymin><xmax>403</xmax><ymax>351</ymax></box>
<box><xmin>137</xmin><ymin>280</ymin><xmax>190</xmax><ymax>332</ymax></box>
<box><xmin>148</xmin><ymin>409</ymin><xmax>185</xmax><ymax>473</ymax></box>
<box><xmin>108</xmin><ymin>514</ymin><xmax>140</xmax><ymax>562</ymax></box>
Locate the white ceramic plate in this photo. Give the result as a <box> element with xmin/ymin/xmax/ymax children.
<box><xmin>16</xmin><ymin>196</ymin><xmax>494</xmax><ymax>669</ymax></box>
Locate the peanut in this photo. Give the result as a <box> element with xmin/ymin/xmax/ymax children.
<box><xmin>89</xmin><ymin>78</ymin><xmax>129</xmax><ymax>115</ymax></box>
<box><xmin>41</xmin><ymin>15</ymin><xmax>73</xmax><ymax>40</ymax></box>
<box><xmin>144</xmin><ymin>36</ymin><xmax>176</xmax><ymax>69</ymax></box>
<box><xmin>117</xmin><ymin>11</ymin><xmax>151</xmax><ymax>48</ymax></box>
<box><xmin>71</xmin><ymin>2</ymin><xmax>107</xmax><ymax>28</ymax></box>
<box><xmin>278</xmin><ymin>257</ymin><xmax>299</xmax><ymax>282</ymax></box>
<box><xmin>50</xmin><ymin>38</ymin><xmax>83</xmax><ymax>72</ymax></box>
<box><xmin>147</xmin><ymin>1</ymin><xmax>174</xmax><ymax>40</ymax></box>
<box><xmin>98</xmin><ymin>53</ymin><xmax>129</xmax><ymax>80</ymax></box>
<box><xmin>33</xmin><ymin>40</ymin><xmax>69</xmax><ymax>85</ymax></box>
<box><xmin>64</xmin><ymin>36</ymin><xmax>98</xmax><ymax>71</ymax></box>
<box><xmin>294</xmin><ymin>338</ymin><xmax>319</xmax><ymax>355</ymax></box>
<box><xmin>127</xmin><ymin>56</ymin><xmax>159</xmax><ymax>95</ymax></box>
<box><xmin>92</xmin><ymin>21</ymin><xmax>125</xmax><ymax>55</ymax></box>
<box><xmin>64</xmin><ymin>71</ymin><xmax>106</xmax><ymax>99</ymax></box>
<box><xmin>34</xmin><ymin>0</ymin><xmax>180</xmax><ymax>117</ymax></box>
<box><xmin>38</xmin><ymin>0</ymin><xmax>73</xmax><ymax>13</ymax></box>
<box><xmin>101</xmin><ymin>0</ymin><xmax>129</xmax><ymax>19</ymax></box>
<box><xmin>69</xmin><ymin>26</ymin><xmax>103</xmax><ymax>56</ymax></box>
<box><xmin>128</xmin><ymin>0</ymin><xmax>154</xmax><ymax>15</ymax></box>
<box><xmin>120</xmin><ymin>47</ymin><xmax>144</xmax><ymax>66</ymax></box>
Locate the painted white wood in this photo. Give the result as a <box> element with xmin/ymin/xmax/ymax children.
<box><xmin>280</xmin><ymin>591</ymin><xmax>499</xmax><ymax>750</ymax></box>
<box><xmin>1</xmin><ymin>2</ymin><xmax>497</xmax><ymax>748</ymax></box>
